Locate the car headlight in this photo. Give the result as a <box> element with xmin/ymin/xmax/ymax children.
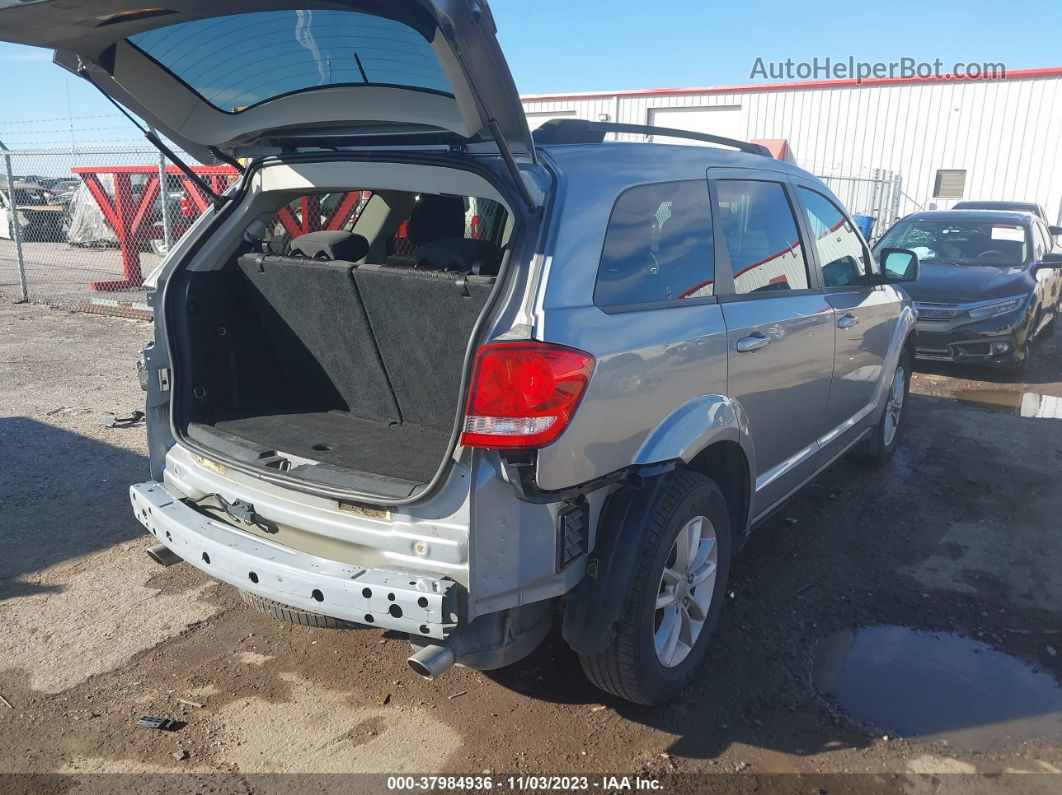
<box><xmin>966</xmin><ymin>296</ymin><xmax>1026</xmax><ymax>320</ymax></box>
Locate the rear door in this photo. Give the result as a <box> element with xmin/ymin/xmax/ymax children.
<box><xmin>0</xmin><ymin>1</ymin><xmax>534</xmax><ymax>165</ymax></box>
<box><xmin>709</xmin><ymin>169</ymin><xmax>835</xmax><ymax>516</ymax></box>
<box><xmin>790</xmin><ymin>177</ymin><xmax>898</xmax><ymax>435</ymax></box>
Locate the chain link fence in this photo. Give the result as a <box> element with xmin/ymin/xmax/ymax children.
<box><xmin>0</xmin><ymin>145</ymin><xmax>236</xmax><ymax>319</ymax></box>
<box><xmin>814</xmin><ymin>169</ymin><xmax>906</xmax><ymax>242</ymax></box>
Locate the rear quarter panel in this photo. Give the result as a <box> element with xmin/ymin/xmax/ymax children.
<box><xmin>529</xmin><ymin>146</ymin><xmax>758</xmax><ymax>491</ymax></box>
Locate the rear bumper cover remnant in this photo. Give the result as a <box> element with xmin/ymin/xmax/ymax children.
<box><xmin>129</xmin><ymin>481</ymin><xmax>459</xmax><ymax>638</ymax></box>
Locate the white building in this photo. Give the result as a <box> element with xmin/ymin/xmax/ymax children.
<box><xmin>521</xmin><ymin>67</ymin><xmax>1062</xmax><ymax>232</ymax></box>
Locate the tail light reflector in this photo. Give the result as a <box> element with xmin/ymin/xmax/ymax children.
<box><xmin>460</xmin><ymin>342</ymin><xmax>595</xmax><ymax>449</ymax></box>
<box><xmin>178</xmin><ymin>196</ymin><xmax>193</xmax><ymax>218</ymax></box>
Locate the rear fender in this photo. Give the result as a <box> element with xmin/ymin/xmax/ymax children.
<box><xmin>870</xmin><ymin>302</ymin><xmax>917</xmax><ymax>420</ymax></box>
<box><xmin>631</xmin><ymin>394</ymin><xmax>755</xmax><ymax>478</ymax></box>
<box><xmin>563</xmin><ymin>396</ymin><xmax>752</xmax><ymax>656</ymax></box>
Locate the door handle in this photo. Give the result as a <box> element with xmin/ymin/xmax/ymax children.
<box><xmin>837</xmin><ymin>313</ymin><xmax>858</xmax><ymax>329</ymax></box>
<box><xmin>735</xmin><ymin>333</ymin><xmax>770</xmax><ymax>353</ymax></box>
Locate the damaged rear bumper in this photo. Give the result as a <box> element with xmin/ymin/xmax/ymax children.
<box><xmin>129</xmin><ymin>481</ymin><xmax>459</xmax><ymax>639</ymax></box>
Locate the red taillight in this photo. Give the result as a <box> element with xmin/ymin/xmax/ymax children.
<box><xmin>460</xmin><ymin>342</ymin><xmax>595</xmax><ymax>449</ymax></box>
<box><xmin>178</xmin><ymin>197</ymin><xmax>192</xmax><ymax>218</ymax></box>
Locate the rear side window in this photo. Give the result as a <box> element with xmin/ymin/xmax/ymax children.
<box><xmin>594</xmin><ymin>181</ymin><xmax>715</xmax><ymax>309</ymax></box>
<box><xmin>798</xmin><ymin>187</ymin><xmax>869</xmax><ymax>287</ymax></box>
<box><xmin>715</xmin><ymin>180</ymin><xmax>809</xmax><ymax>294</ymax></box>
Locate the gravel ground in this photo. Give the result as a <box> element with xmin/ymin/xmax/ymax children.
<box><xmin>0</xmin><ymin>239</ymin><xmax>158</xmax><ymax>312</ymax></box>
<box><xmin>1</xmin><ymin>301</ymin><xmax>1061</xmax><ymax>793</ymax></box>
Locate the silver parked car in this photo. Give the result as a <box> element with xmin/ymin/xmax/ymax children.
<box><xmin>4</xmin><ymin>0</ymin><xmax>919</xmax><ymax>704</ymax></box>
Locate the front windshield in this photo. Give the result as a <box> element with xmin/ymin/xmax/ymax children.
<box><xmin>876</xmin><ymin>219</ymin><xmax>1029</xmax><ymax>265</ymax></box>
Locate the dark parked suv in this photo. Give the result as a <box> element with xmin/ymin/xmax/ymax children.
<box><xmin>5</xmin><ymin>0</ymin><xmax>924</xmax><ymax>704</ymax></box>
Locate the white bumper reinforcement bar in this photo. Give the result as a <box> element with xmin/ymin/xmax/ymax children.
<box><xmin>130</xmin><ymin>481</ymin><xmax>458</xmax><ymax>638</ymax></box>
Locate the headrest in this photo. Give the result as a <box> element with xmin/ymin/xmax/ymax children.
<box><xmin>414</xmin><ymin>238</ymin><xmax>503</xmax><ymax>276</ymax></box>
<box><xmin>407</xmin><ymin>194</ymin><xmax>466</xmax><ymax>246</ymax></box>
<box><xmin>290</xmin><ymin>230</ymin><xmax>369</xmax><ymax>261</ymax></box>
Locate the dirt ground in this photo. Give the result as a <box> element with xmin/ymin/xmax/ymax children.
<box><xmin>1</xmin><ymin>239</ymin><xmax>157</xmax><ymax>314</ymax></box>
<box><xmin>2</xmin><ymin>301</ymin><xmax>1061</xmax><ymax>793</ymax></box>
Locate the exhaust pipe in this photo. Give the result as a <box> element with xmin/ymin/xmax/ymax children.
<box><xmin>146</xmin><ymin>543</ymin><xmax>183</xmax><ymax>567</ymax></box>
<box><xmin>407</xmin><ymin>644</ymin><xmax>456</xmax><ymax>680</ymax></box>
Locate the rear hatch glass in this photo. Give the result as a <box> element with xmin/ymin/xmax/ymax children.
<box><xmin>129</xmin><ymin>10</ymin><xmax>454</xmax><ymax>114</ymax></box>
<box><xmin>0</xmin><ymin>1</ymin><xmax>534</xmax><ymax>166</ymax></box>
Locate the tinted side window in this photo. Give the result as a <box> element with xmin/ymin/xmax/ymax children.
<box><xmin>715</xmin><ymin>180</ymin><xmax>809</xmax><ymax>294</ymax></box>
<box><xmin>594</xmin><ymin>181</ymin><xmax>715</xmax><ymax>308</ymax></box>
<box><xmin>798</xmin><ymin>187</ymin><xmax>869</xmax><ymax>287</ymax></box>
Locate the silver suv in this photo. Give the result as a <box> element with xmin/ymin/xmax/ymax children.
<box><xmin>5</xmin><ymin>0</ymin><xmax>918</xmax><ymax>704</ymax></box>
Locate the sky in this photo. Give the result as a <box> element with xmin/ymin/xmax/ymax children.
<box><xmin>0</xmin><ymin>0</ymin><xmax>1059</xmax><ymax>149</ymax></box>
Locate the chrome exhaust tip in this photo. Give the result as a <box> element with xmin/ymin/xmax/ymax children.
<box><xmin>407</xmin><ymin>644</ymin><xmax>456</xmax><ymax>680</ymax></box>
<box><xmin>146</xmin><ymin>543</ymin><xmax>183</xmax><ymax>567</ymax></box>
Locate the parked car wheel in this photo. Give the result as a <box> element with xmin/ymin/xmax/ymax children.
<box><xmin>579</xmin><ymin>470</ymin><xmax>731</xmax><ymax>705</ymax></box>
<box><xmin>859</xmin><ymin>350</ymin><xmax>911</xmax><ymax>463</ymax></box>
<box><xmin>1004</xmin><ymin>320</ymin><xmax>1038</xmax><ymax>380</ymax></box>
<box><xmin>238</xmin><ymin>589</ymin><xmax>356</xmax><ymax>629</ymax></box>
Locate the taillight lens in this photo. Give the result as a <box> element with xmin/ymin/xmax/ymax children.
<box><xmin>178</xmin><ymin>197</ymin><xmax>192</xmax><ymax>218</ymax></box>
<box><xmin>460</xmin><ymin>342</ymin><xmax>595</xmax><ymax>449</ymax></box>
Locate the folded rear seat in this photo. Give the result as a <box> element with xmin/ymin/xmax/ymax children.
<box><xmin>235</xmin><ymin>252</ymin><xmax>400</xmax><ymax>423</ymax></box>
<box><xmin>353</xmin><ymin>240</ymin><xmax>502</xmax><ymax>432</ymax></box>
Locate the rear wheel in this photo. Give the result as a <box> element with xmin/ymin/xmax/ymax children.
<box><xmin>579</xmin><ymin>471</ymin><xmax>732</xmax><ymax>705</ymax></box>
<box><xmin>860</xmin><ymin>350</ymin><xmax>910</xmax><ymax>462</ymax></box>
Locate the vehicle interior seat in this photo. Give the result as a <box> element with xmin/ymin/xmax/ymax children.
<box><xmin>289</xmin><ymin>230</ymin><xmax>370</xmax><ymax>261</ymax></box>
<box><xmin>386</xmin><ymin>194</ymin><xmax>467</xmax><ymax>268</ymax></box>
<box><xmin>410</xmin><ymin>238</ymin><xmax>503</xmax><ymax>275</ymax></box>
<box><xmin>233</xmin><ymin>250</ymin><xmax>399</xmax><ymax>423</ymax></box>
<box><xmin>353</xmin><ymin>259</ymin><xmax>498</xmax><ymax>431</ymax></box>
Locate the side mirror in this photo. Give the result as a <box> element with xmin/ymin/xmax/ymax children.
<box><xmin>1035</xmin><ymin>251</ymin><xmax>1062</xmax><ymax>269</ymax></box>
<box><xmin>1049</xmin><ymin>225</ymin><xmax>1062</xmax><ymax>237</ymax></box>
<box><xmin>877</xmin><ymin>247</ymin><xmax>919</xmax><ymax>283</ymax></box>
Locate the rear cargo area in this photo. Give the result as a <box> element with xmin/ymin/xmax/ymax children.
<box><xmin>173</xmin><ymin>227</ymin><xmax>503</xmax><ymax>498</ymax></box>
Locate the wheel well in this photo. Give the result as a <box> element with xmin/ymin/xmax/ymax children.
<box><xmin>686</xmin><ymin>441</ymin><xmax>750</xmax><ymax>537</ymax></box>
<box><xmin>904</xmin><ymin>329</ymin><xmax>916</xmax><ymax>357</ymax></box>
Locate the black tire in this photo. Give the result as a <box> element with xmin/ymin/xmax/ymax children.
<box><xmin>239</xmin><ymin>589</ymin><xmax>355</xmax><ymax>629</ymax></box>
<box><xmin>859</xmin><ymin>349</ymin><xmax>912</xmax><ymax>463</ymax></box>
<box><xmin>578</xmin><ymin>470</ymin><xmax>732</xmax><ymax>705</ymax></box>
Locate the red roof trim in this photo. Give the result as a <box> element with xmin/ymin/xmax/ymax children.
<box><xmin>521</xmin><ymin>67</ymin><xmax>1062</xmax><ymax>103</ymax></box>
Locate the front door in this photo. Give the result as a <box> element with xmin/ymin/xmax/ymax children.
<box><xmin>710</xmin><ymin>172</ymin><xmax>835</xmax><ymax>516</ymax></box>
<box><xmin>791</xmin><ymin>180</ymin><xmax>898</xmax><ymax>434</ymax></box>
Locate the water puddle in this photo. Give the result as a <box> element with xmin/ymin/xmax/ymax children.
<box><xmin>952</xmin><ymin>388</ymin><xmax>1062</xmax><ymax>418</ymax></box>
<box><xmin>814</xmin><ymin>626</ymin><xmax>1062</xmax><ymax>752</ymax></box>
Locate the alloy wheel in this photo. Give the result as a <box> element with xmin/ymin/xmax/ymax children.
<box><xmin>653</xmin><ymin>515</ymin><xmax>718</xmax><ymax>668</ymax></box>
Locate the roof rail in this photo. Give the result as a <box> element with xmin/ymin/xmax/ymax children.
<box><xmin>532</xmin><ymin>119</ymin><xmax>772</xmax><ymax>156</ymax></box>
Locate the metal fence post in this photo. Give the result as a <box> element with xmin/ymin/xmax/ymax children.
<box><xmin>157</xmin><ymin>149</ymin><xmax>172</xmax><ymax>253</ymax></box>
<box><xmin>0</xmin><ymin>140</ymin><xmax>29</xmax><ymax>303</ymax></box>
<box><xmin>890</xmin><ymin>172</ymin><xmax>903</xmax><ymax>229</ymax></box>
